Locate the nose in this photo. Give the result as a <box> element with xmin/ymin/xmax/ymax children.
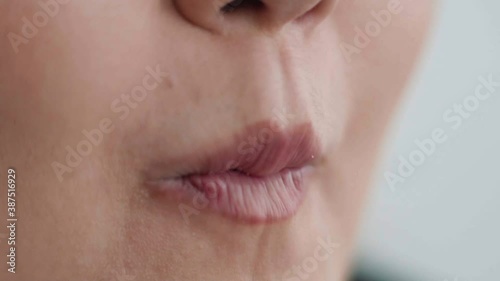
<box><xmin>174</xmin><ymin>0</ymin><xmax>335</xmax><ymax>34</ymax></box>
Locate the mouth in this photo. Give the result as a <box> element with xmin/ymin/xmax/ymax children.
<box><xmin>146</xmin><ymin>121</ymin><xmax>320</xmax><ymax>224</ymax></box>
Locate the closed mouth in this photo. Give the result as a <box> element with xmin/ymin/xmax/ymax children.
<box><xmin>146</xmin><ymin>121</ymin><xmax>321</xmax><ymax>224</ymax></box>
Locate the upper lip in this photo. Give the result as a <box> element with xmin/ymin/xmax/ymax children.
<box><xmin>147</xmin><ymin>120</ymin><xmax>321</xmax><ymax>181</ymax></box>
<box><xmin>210</xmin><ymin>121</ymin><xmax>320</xmax><ymax>177</ymax></box>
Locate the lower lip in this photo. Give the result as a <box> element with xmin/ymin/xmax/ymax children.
<box><xmin>149</xmin><ymin>167</ymin><xmax>312</xmax><ymax>224</ymax></box>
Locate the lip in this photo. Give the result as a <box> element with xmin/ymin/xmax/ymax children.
<box><xmin>146</xmin><ymin>122</ymin><xmax>320</xmax><ymax>224</ymax></box>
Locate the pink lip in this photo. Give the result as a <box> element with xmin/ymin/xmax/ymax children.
<box><xmin>147</xmin><ymin>122</ymin><xmax>320</xmax><ymax>224</ymax></box>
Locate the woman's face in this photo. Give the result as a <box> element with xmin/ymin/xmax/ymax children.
<box><xmin>0</xmin><ymin>0</ymin><xmax>433</xmax><ymax>280</ymax></box>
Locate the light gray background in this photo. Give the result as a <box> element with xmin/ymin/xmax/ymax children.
<box><xmin>355</xmin><ymin>0</ymin><xmax>500</xmax><ymax>280</ymax></box>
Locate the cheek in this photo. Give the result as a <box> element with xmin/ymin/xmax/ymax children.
<box><xmin>331</xmin><ymin>0</ymin><xmax>434</xmax><ymax>135</ymax></box>
<box><xmin>334</xmin><ymin>0</ymin><xmax>434</xmax><ymax>98</ymax></box>
<box><xmin>0</xmin><ymin>3</ymin><xmax>169</xmax><ymax>277</ymax></box>
<box><xmin>317</xmin><ymin>0</ymin><xmax>435</xmax><ymax>240</ymax></box>
<box><xmin>0</xmin><ymin>0</ymin><xmax>174</xmax><ymax>161</ymax></box>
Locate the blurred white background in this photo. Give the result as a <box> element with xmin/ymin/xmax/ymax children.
<box><xmin>355</xmin><ymin>0</ymin><xmax>500</xmax><ymax>280</ymax></box>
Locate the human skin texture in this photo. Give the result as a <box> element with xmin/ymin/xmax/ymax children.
<box><xmin>0</xmin><ymin>0</ymin><xmax>434</xmax><ymax>280</ymax></box>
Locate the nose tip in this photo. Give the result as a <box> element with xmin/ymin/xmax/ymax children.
<box><xmin>174</xmin><ymin>0</ymin><xmax>335</xmax><ymax>34</ymax></box>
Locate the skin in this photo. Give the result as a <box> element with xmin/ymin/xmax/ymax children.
<box><xmin>0</xmin><ymin>0</ymin><xmax>434</xmax><ymax>280</ymax></box>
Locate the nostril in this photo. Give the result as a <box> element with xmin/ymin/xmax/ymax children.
<box><xmin>174</xmin><ymin>0</ymin><xmax>333</xmax><ymax>34</ymax></box>
<box><xmin>221</xmin><ymin>0</ymin><xmax>244</xmax><ymax>13</ymax></box>
<box><xmin>296</xmin><ymin>0</ymin><xmax>324</xmax><ymax>23</ymax></box>
<box><xmin>220</xmin><ymin>0</ymin><xmax>264</xmax><ymax>14</ymax></box>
